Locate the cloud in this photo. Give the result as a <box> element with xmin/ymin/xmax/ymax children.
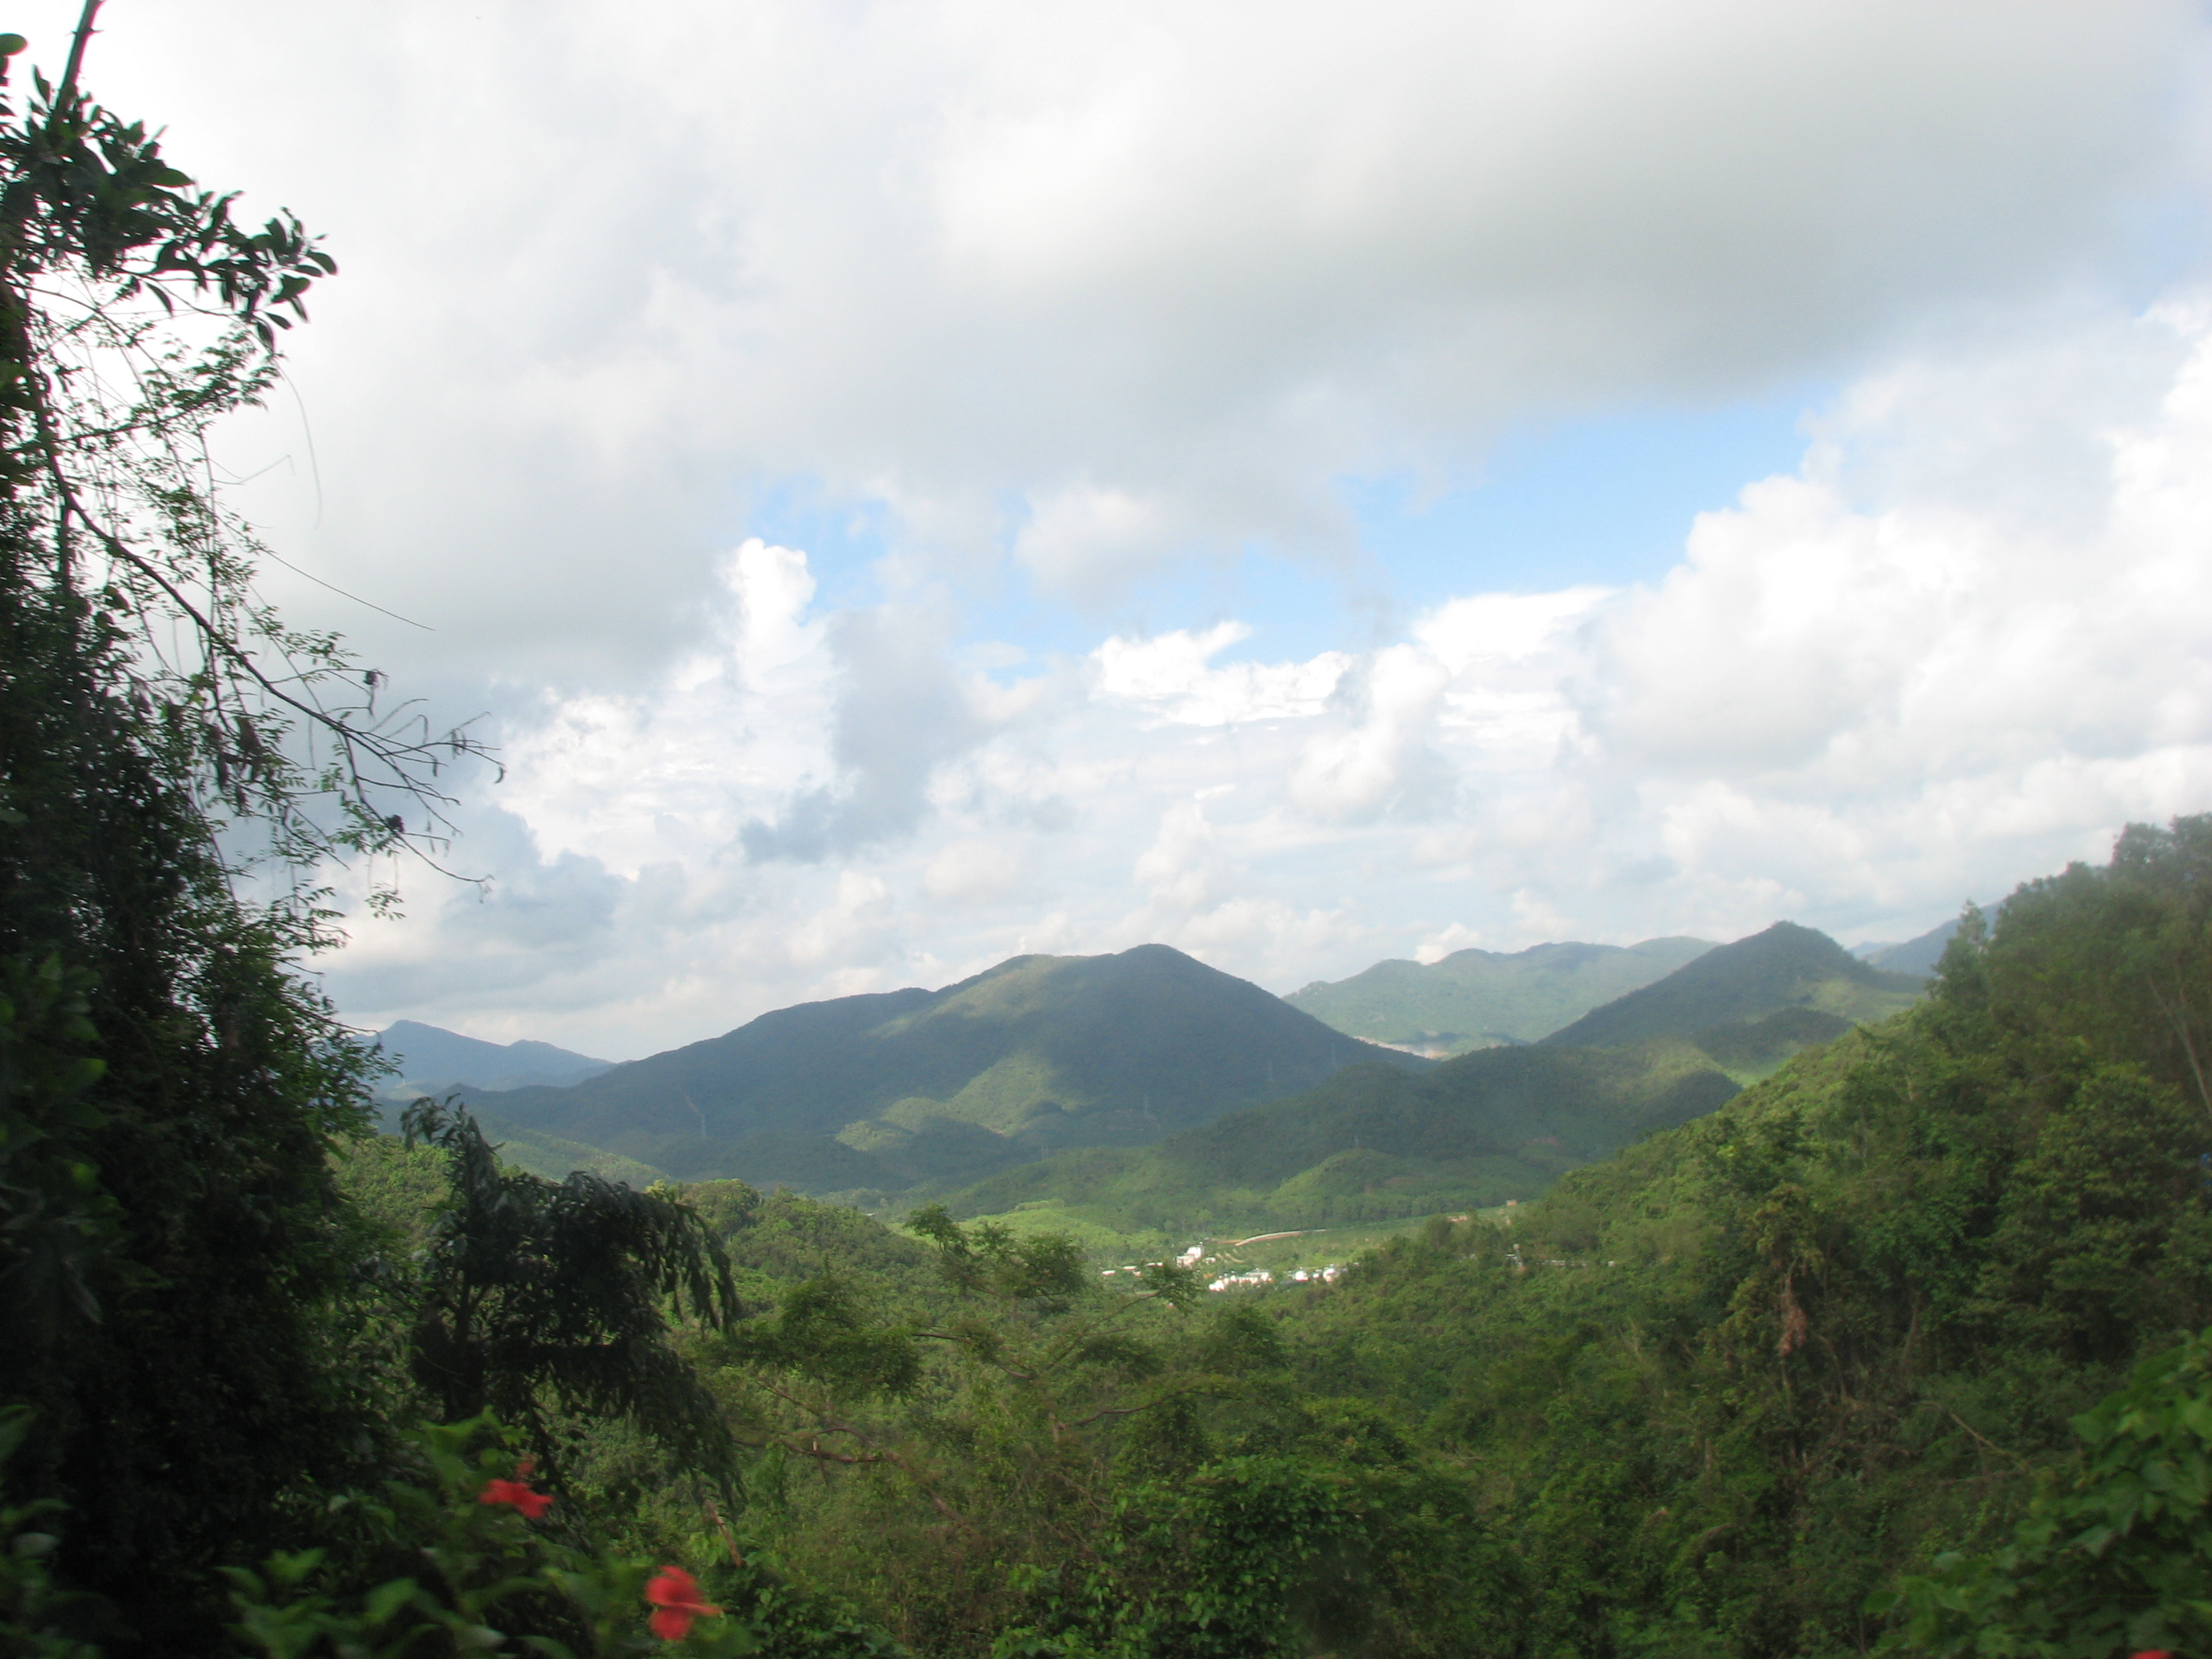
<box><xmin>1093</xmin><ymin>623</ymin><xmax>1350</xmax><ymax>725</ymax></box>
<box><xmin>31</xmin><ymin>0</ymin><xmax>2211</xmax><ymax>1053</ymax></box>
<box><xmin>12</xmin><ymin>0</ymin><xmax>2192</xmax><ymax>675</ymax></box>
<box><xmin>493</xmin><ymin>539</ymin><xmax>834</xmax><ymax>879</ymax></box>
<box><xmin>742</xmin><ymin>598</ymin><xmax>985</xmax><ymax>862</ymax></box>
<box><xmin>320</xmin><ymin>293</ymin><xmax>2212</xmax><ymax>1054</ymax></box>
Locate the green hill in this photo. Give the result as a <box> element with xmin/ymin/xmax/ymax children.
<box><xmin>1284</xmin><ymin>936</ymin><xmax>1713</xmax><ymax>1055</ymax></box>
<box><xmin>465</xmin><ymin>943</ymin><xmax>1422</xmax><ymax>1196</ymax></box>
<box><xmin>941</xmin><ymin>1038</ymin><xmax>1738</xmax><ymax>1234</ymax></box>
<box><xmin>1540</xmin><ymin>919</ymin><xmax>1924</xmax><ymax>1069</ymax></box>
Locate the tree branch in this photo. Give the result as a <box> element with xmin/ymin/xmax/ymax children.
<box><xmin>57</xmin><ymin>0</ymin><xmax>101</xmax><ymax>112</ymax></box>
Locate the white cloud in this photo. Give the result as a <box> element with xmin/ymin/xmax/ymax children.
<box><xmin>1093</xmin><ymin>624</ymin><xmax>1350</xmax><ymax>725</ymax></box>
<box><xmin>23</xmin><ymin>1</ymin><xmax>2210</xmax><ymax>1050</ymax></box>
<box><xmin>496</xmin><ymin>540</ymin><xmax>834</xmax><ymax>878</ymax></box>
<box><xmin>1</xmin><ymin>0</ymin><xmax>2188</xmax><ymax>682</ymax></box>
<box><xmin>323</xmin><ymin>293</ymin><xmax>2212</xmax><ymax>1052</ymax></box>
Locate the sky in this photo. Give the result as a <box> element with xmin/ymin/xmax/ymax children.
<box><xmin>20</xmin><ymin>0</ymin><xmax>2212</xmax><ymax>1058</ymax></box>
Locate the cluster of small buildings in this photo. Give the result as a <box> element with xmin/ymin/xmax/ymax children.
<box><xmin>1205</xmin><ymin>1264</ymin><xmax>1344</xmax><ymax>1291</ymax></box>
<box><xmin>1101</xmin><ymin>1239</ymin><xmax>1343</xmax><ymax>1293</ymax></box>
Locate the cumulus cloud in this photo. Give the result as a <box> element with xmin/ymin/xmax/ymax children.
<box><xmin>319</xmin><ymin>295</ymin><xmax>2212</xmax><ymax>1053</ymax></box>
<box><xmin>24</xmin><ymin>0</ymin><xmax>2212</xmax><ymax>1051</ymax></box>
<box><xmin>742</xmin><ymin>599</ymin><xmax>984</xmax><ymax>862</ymax></box>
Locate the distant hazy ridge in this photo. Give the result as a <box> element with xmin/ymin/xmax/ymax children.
<box><xmin>372</xmin><ymin>1019</ymin><xmax>613</xmax><ymax>1095</ymax></box>
<box><xmin>1284</xmin><ymin>936</ymin><xmax>1714</xmax><ymax>1055</ymax></box>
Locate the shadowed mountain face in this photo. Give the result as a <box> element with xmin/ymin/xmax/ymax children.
<box><xmin>1284</xmin><ymin>936</ymin><xmax>1715</xmax><ymax>1055</ymax></box>
<box><xmin>374</xmin><ymin>1020</ymin><xmax>613</xmax><ymax>1095</ymax></box>
<box><xmin>464</xmin><ymin>944</ymin><xmax>1420</xmax><ymax>1193</ymax></box>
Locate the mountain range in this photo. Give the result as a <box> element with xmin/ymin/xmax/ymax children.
<box><xmin>930</xmin><ymin>919</ymin><xmax>1925</xmax><ymax>1232</ymax></box>
<box><xmin>381</xmin><ymin>914</ymin><xmax>1948</xmax><ymax>1238</ymax></box>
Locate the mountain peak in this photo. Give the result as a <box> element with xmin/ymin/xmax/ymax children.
<box><xmin>1540</xmin><ymin>921</ymin><xmax>1923</xmax><ymax>1051</ymax></box>
<box><xmin>471</xmin><ymin>943</ymin><xmax>1424</xmax><ymax>1195</ymax></box>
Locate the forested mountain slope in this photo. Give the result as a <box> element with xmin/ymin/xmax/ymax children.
<box><xmin>1249</xmin><ymin>818</ymin><xmax>2212</xmax><ymax>1656</ymax></box>
<box><xmin>942</xmin><ymin>1037</ymin><xmax>1740</xmax><ymax>1232</ymax></box>
<box><xmin>467</xmin><ymin>943</ymin><xmax>1420</xmax><ymax>1194</ymax></box>
<box><xmin>1284</xmin><ymin>935</ymin><xmax>1713</xmax><ymax>1055</ymax></box>
<box><xmin>943</xmin><ymin>922</ymin><xmax>1919</xmax><ymax>1237</ymax></box>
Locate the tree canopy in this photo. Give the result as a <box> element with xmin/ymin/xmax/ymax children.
<box><xmin>0</xmin><ymin>9</ymin><xmax>482</xmax><ymax>1647</ymax></box>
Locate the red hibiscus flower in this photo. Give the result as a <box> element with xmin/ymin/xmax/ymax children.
<box><xmin>646</xmin><ymin>1566</ymin><xmax>722</xmax><ymax>1642</ymax></box>
<box><xmin>2131</xmin><ymin>1652</ymin><xmax>2173</xmax><ymax>1658</ymax></box>
<box><xmin>477</xmin><ymin>1473</ymin><xmax>554</xmax><ymax>1519</ymax></box>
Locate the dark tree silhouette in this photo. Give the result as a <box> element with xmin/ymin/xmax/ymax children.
<box><xmin>0</xmin><ymin>9</ymin><xmax>490</xmax><ymax>1645</ymax></box>
<box><xmin>402</xmin><ymin>1101</ymin><xmax>743</xmax><ymax>1492</ymax></box>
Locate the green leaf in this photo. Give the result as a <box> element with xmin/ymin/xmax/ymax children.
<box><xmin>362</xmin><ymin>1577</ymin><xmax>419</xmax><ymax>1625</ymax></box>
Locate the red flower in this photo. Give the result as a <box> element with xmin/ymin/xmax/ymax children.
<box><xmin>478</xmin><ymin>1474</ymin><xmax>554</xmax><ymax>1519</ymax></box>
<box><xmin>2131</xmin><ymin>1652</ymin><xmax>2173</xmax><ymax>1658</ymax></box>
<box><xmin>646</xmin><ymin>1566</ymin><xmax>722</xmax><ymax>1642</ymax></box>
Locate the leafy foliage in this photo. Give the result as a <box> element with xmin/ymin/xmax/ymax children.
<box><xmin>401</xmin><ymin>1103</ymin><xmax>742</xmax><ymax>1493</ymax></box>
<box><xmin>1886</xmin><ymin>1328</ymin><xmax>2212</xmax><ymax>1657</ymax></box>
<box><xmin>0</xmin><ymin>15</ymin><xmax>493</xmax><ymax>1645</ymax></box>
<box><xmin>222</xmin><ymin>1418</ymin><xmax>758</xmax><ymax>1658</ymax></box>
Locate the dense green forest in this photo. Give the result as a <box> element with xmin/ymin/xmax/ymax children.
<box><xmin>9</xmin><ymin>15</ymin><xmax>2212</xmax><ymax>1658</ymax></box>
